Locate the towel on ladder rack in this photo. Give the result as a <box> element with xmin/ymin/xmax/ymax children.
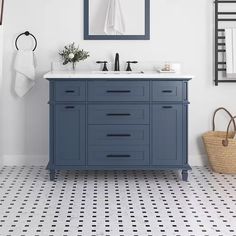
<box><xmin>225</xmin><ymin>28</ymin><xmax>236</xmax><ymax>78</ymax></box>
<box><xmin>14</xmin><ymin>50</ymin><xmax>36</xmax><ymax>97</ymax></box>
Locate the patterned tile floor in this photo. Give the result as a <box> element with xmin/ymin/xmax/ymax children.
<box><xmin>0</xmin><ymin>166</ymin><xmax>235</xmax><ymax>236</ymax></box>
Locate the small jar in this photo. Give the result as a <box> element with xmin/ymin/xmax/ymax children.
<box><xmin>164</xmin><ymin>63</ymin><xmax>171</xmax><ymax>71</ymax></box>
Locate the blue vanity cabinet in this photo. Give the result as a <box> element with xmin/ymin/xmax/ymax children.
<box><xmin>47</xmin><ymin>78</ymin><xmax>191</xmax><ymax>182</ymax></box>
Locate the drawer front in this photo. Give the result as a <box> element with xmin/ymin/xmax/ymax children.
<box><xmin>55</xmin><ymin>81</ymin><xmax>86</xmax><ymax>101</ymax></box>
<box><xmin>88</xmin><ymin>125</ymin><xmax>149</xmax><ymax>145</ymax></box>
<box><xmin>152</xmin><ymin>81</ymin><xmax>183</xmax><ymax>101</ymax></box>
<box><xmin>88</xmin><ymin>81</ymin><xmax>149</xmax><ymax>101</ymax></box>
<box><xmin>88</xmin><ymin>146</ymin><xmax>149</xmax><ymax>166</ymax></box>
<box><xmin>88</xmin><ymin>105</ymin><xmax>149</xmax><ymax>124</ymax></box>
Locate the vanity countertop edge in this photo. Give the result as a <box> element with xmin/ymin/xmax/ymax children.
<box><xmin>44</xmin><ymin>71</ymin><xmax>194</xmax><ymax>80</ymax></box>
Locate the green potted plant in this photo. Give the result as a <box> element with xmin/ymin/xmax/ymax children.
<box><xmin>59</xmin><ymin>42</ymin><xmax>90</xmax><ymax>70</ymax></box>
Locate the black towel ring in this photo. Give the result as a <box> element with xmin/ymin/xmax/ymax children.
<box><xmin>15</xmin><ymin>31</ymin><xmax>37</xmax><ymax>51</ymax></box>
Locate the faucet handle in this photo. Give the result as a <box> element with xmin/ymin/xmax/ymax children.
<box><xmin>126</xmin><ymin>61</ymin><xmax>138</xmax><ymax>71</ymax></box>
<box><xmin>96</xmin><ymin>61</ymin><xmax>108</xmax><ymax>71</ymax></box>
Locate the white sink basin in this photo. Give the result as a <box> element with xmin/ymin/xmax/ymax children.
<box><xmin>92</xmin><ymin>71</ymin><xmax>144</xmax><ymax>74</ymax></box>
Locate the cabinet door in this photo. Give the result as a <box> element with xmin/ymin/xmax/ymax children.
<box><xmin>152</xmin><ymin>104</ymin><xmax>183</xmax><ymax>166</ymax></box>
<box><xmin>54</xmin><ymin>105</ymin><xmax>85</xmax><ymax>166</ymax></box>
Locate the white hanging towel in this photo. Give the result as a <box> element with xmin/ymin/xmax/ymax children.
<box><xmin>14</xmin><ymin>50</ymin><xmax>36</xmax><ymax>97</ymax></box>
<box><xmin>104</xmin><ymin>0</ymin><xmax>125</xmax><ymax>35</ymax></box>
<box><xmin>225</xmin><ymin>28</ymin><xmax>236</xmax><ymax>78</ymax></box>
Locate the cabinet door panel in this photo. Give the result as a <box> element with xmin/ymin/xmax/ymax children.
<box><xmin>152</xmin><ymin>104</ymin><xmax>183</xmax><ymax>165</ymax></box>
<box><xmin>55</xmin><ymin>105</ymin><xmax>85</xmax><ymax>165</ymax></box>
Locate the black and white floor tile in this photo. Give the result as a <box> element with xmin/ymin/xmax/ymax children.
<box><xmin>0</xmin><ymin>166</ymin><xmax>235</xmax><ymax>236</ymax></box>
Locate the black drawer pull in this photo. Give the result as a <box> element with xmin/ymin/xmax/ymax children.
<box><xmin>65</xmin><ymin>106</ymin><xmax>75</xmax><ymax>109</ymax></box>
<box><xmin>65</xmin><ymin>90</ymin><xmax>75</xmax><ymax>93</ymax></box>
<box><xmin>107</xmin><ymin>134</ymin><xmax>131</xmax><ymax>137</ymax></box>
<box><xmin>106</xmin><ymin>113</ymin><xmax>131</xmax><ymax>116</ymax></box>
<box><xmin>106</xmin><ymin>154</ymin><xmax>131</xmax><ymax>158</ymax></box>
<box><xmin>106</xmin><ymin>90</ymin><xmax>131</xmax><ymax>93</ymax></box>
<box><xmin>162</xmin><ymin>106</ymin><xmax>173</xmax><ymax>109</ymax></box>
<box><xmin>162</xmin><ymin>90</ymin><xmax>173</xmax><ymax>93</ymax></box>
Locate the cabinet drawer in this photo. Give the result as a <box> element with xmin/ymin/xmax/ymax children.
<box><xmin>88</xmin><ymin>105</ymin><xmax>149</xmax><ymax>124</ymax></box>
<box><xmin>88</xmin><ymin>81</ymin><xmax>149</xmax><ymax>101</ymax></box>
<box><xmin>88</xmin><ymin>146</ymin><xmax>149</xmax><ymax>166</ymax></box>
<box><xmin>152</xmin><ymin>81</ymin><xmax>183</xmax><ymax>101</ymax></box>
<box><xmin>88</xmin><ymin>125</ymin><xmax>149</xmax><ymax>145</ymax></box>
<box><xmin>55</xmin><ymin>81</ymin><xmax>86</xmax><ymax>101</ymax></box>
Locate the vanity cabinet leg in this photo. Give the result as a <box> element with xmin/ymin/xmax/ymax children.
<box><xmin>50</xmin><ymin>170</ymin><xmax>55</xmax><ymax>181</ymax></box>
<box><xmin>182</xmin><ymin>170</ymin><xmax>188</xmax><ymax>181</ymax></box>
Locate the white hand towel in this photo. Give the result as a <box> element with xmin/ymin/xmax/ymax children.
<box><xmin>104</xmin><ymin>0</ymin><xmax>125</xmax><ymax>35</ymax></box>
<box><xmin>225</xmin><ymin>28</ymin><xmax>236</xmax><ymax>78</ymax></box>
<box><xmin>14</xmin><ymin>50</ymin><xmax>36</xmax><ymax>97</ymax></box>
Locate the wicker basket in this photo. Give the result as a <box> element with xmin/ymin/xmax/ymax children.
<box><xmin>202</xmin><ymin>107</ymin><xmax>236</xmax><ymax>174</ymax></box>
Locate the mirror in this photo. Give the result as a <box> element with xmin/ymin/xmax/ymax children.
<box><xmin>84</xmin><ymin>0</ymin><xmax>150</xmax><ymax>40</ymax></box>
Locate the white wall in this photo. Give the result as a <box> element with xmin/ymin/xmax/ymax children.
<box><xmin>1</xmin><ymin>0</ymin><xmax>236</xmax><ymax>166</ymax></box>
<box><xmin>0</xmin><ymin>27</ymin><xmax>3</xmax><ymax>161</ymax></box>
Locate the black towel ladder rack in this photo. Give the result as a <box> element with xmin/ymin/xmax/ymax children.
<box><xmin>215</xmin><ymin>0</ymin><xmax>236</xmax><ymax>85</ymax></box>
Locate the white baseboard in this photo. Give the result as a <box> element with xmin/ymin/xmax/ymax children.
<box><xmin>189</xmin><ymin>154</ymin><xmax>209</xmax><ymax>166</ymax></box>
<box><xmin>0</xmin><ymin>155</ymin><xmax>48</xmax><ymax>166</ymax></box>
<box><xmin>0</xmin><ymin>154</ymin><xmax>208</xmax><ymax>167</ymax></box>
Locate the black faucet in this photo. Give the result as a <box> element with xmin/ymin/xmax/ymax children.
<box><xmin>96</xmin><ymin>61</ymin><xmax>108</xmax><ymax>71</ymax></box>
<box><xmin>114</xmin><ymin>53</ymin><xmax>120</xmax><ymax>71</ymax></box>
<box><xmin>126</xmin><ymin>61</ymin><xmax>138</xmax><ymax>71</ymax></box>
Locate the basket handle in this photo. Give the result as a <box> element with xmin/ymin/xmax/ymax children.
<box><xmin>222</xmin><ymin>115</ymin><xmax>236</xmax><ymax>147</ymax></box>
<box><xmin>212</xmin><ymin>107</ymin><xmax>236</xmax><ymax>131</ymax></box>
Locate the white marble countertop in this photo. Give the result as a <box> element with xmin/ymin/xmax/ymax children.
<box><xmin>44</xmin><ymin>71</ymin><xmax>193</xmax><ymax>79</ymax></box>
